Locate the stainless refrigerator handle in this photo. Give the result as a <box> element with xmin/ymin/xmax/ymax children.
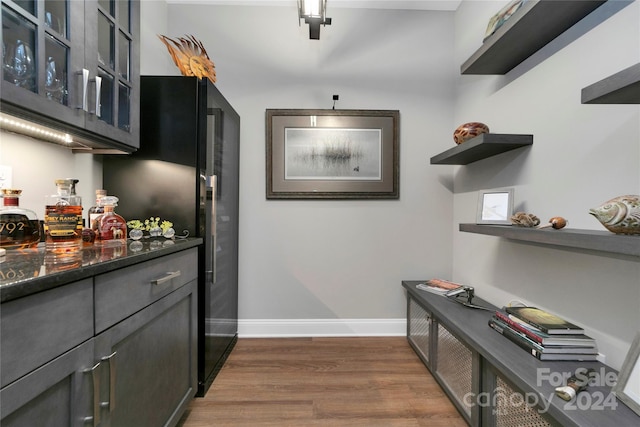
<box><xmin>207</xmin><ymin>175</ymin><xmax>217</xmax><ymax>283</ymax></box>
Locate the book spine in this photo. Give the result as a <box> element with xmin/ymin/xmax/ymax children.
<box><xmin>495</xmin><ymin>311</ymin><xmax>544</xmax><ymax>344</ymax></box>
<box><xmin>488</xmin><ymin>318</ymin><xmax>543</xmax><ymax>360</ymax></box>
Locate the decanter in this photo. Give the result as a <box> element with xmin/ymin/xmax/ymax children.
<box><xmin>93</xmin><ymin>196</ymin><xmax>127</xmax><ymax>245</ymax></box>
<box><xmin>87</xmin><ymin>189</ymin><xmax>107</xmax><ymax>229</ymax></box>
<box><xmin>0</xmin><ymin>189</ymin><xmax>40</xmax><ymax>249</ymax></box>
<box><xmin>44</xmin><ymin>179</ymin><xmax>83</xmax><ymax>254</ymax></box>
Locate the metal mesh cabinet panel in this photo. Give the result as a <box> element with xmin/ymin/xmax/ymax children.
<box><xmin>408</xmin><ymin>297</ymin><xmax>431</xmax><ymax>364</ymax></box>
<box><xmin>436</xmin><ymin>324</ymin><xmax>473</xmax><ymax>418</ymax></box>
<box><xmin>494</xmin><ymin>375</ymin><xmax>552</xmax><ymax>427</ymax></box>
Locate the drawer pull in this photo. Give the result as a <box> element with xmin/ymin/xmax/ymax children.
<box><xmin>101</xmin><ymin>352</ymin><xmax>117</xmax><ymax>412</ymax></box>
<box><xmin>83</xmin><ymin>362</ymin><xmax>101</xmax><ymax>427</ymax></box>
<box><xmin>151</xmin><ymin>270</ymin><xmax>181</xmax><ymax>286</ymax></box>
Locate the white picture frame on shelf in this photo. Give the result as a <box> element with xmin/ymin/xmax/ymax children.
<box><xmin>476</xmin><ymin>188</ymin><xmax>514</xmax><ymax>225</ymax></box>
<box><xmin>613</xmin><ymin>331</ymin><xmax>640</xmax><ymax>416</ymax></box>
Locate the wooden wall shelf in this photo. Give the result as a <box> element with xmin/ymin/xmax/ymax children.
<box><xmin>430</xmin><ymin>134</ymin><xmax>532</xmax><ymax>165</ymax></box>
<box><xmin>461</xmin><ymin>0</ymin><xmax>606</xmax><ymax>75</ymax></box>
<box><xmin>459</xmin><ymin>223</ymin><xmax>640</xmax><ymax>257</ymax></box>
<box><xmin>581</xmin><ymin>63</ymin><xmax>640</xmax><ymax>104</ymax></box>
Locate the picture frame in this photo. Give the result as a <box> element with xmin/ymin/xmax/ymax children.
<box><xmin>613</xmin><ymin>331</ymin><xmax>640</xmax><ymax>416</ymax></box>
<box><xmin>476</xmin><ymin>188</ymin><xmax>514</xmax><ymax>225</ymax></box>
<box><xmin>266</xmin><ymin>109</ymin><xmax>399</xmax><ymax>199</ymax></box>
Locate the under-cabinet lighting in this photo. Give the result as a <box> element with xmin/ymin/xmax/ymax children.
<box><xmin>0</xmin><ymin>112</ymin><xmax>86</xmax><ymax>148</ymax></box>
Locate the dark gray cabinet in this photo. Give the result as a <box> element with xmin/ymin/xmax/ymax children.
<box><xmin>0</xmin><ymin>247</ymin><xmax>198</xmax><ymax>427</ymax></box>
<box><xmin>403</xmin><ymin>280</ymin><xmax>640</xmax><ymax>427</ymax></box>
<box><xmin>0</xmin><ymin>0</ymin><xmax>140</xmax><ymax>151</ymax></box>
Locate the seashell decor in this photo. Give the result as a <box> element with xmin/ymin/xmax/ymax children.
<box><xmin>510</xmin><ymin>212</ymin><xmax>540</xmax><ymax>227</ymax></box>
<box><xmin>453</xmin><ymin>122</ymin><xmax>490</xmax><ymax>145</ymax></box>
<box><xmin>589</xmin><ymin>195</ymin><xmax>640</xmax><ymax>235</ymax></box>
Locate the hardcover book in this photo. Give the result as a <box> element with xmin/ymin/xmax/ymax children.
<box><xmin>505</xmin><ymin>306</ymin><xmax>585</xmax><ymax>335</ymax></box>
<box><xmin>494</xmin><ymin>311</ymin><xmax>596</xmax><ymax>347</ymax></box>
<box><xmin>488</xmin><ymin>318</ymin><xmax>598</xmax><ymax>361</ymax></box>
<box><xmin>416</xmin><ymin>278</ymin><xmax>463</xmax><ymax>295</ymax></box>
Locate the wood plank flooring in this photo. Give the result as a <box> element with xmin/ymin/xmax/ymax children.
<box><xmin>177</xmin><ymin>337</ymin><xmax>467</xmax><ymax>426</ymax></box>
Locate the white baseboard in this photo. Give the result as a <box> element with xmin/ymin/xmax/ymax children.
<box><xmin>238</xmin><ymin>318</ymin><xmax>407</xmax><ymax>338</ymax></box>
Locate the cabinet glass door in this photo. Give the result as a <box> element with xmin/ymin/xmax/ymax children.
<box><xmin>1</xmin><ymin>0</ymin><xmax>84</xmax><ymax>128</ymax></box>
<box><xmin>93</xmin><ymin>0</ymin><xmax>132</xmax><ymax>131</ymax></box>
<box><xmin>2</xmin><ymin>4</ymin><xmax>37</xmax><ymax>93</ymax></box>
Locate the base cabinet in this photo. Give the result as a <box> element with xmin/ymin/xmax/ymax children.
<box><xmin>403</xmin><ymin>280</ymin><xmax>638</xmax><ymax>427</ymax></box>
<box><xmin>94</xmin><ymin>281</ymin><xmax>197</xmax><ymax>427</ymax></box>
<box><xmin>0</xmin><ymin>247</ymin><xmax>199</xmax><ymax>427</ymax></box>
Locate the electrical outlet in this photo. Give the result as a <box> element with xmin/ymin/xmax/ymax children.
<box><xmin>0</xmin><ymin>165</ymin><xmax>12</xmax><ymax>189</ymax></box>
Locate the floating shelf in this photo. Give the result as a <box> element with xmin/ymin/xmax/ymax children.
<box><xmin>430</xmin><ymin>134</ymin><xmax>533</xmax><ymax>165</ymax></box>
<box><xmin>581</xmin><ymin>63</ymin><xmax>640</xmax><ymax>104</ymax></box>
<box><xmin>459</xmin><ymin>223</ymin><xmax>640</xmax><ymax>257</ymax></box>
<box><xmin>461</xmin><ymin>0</ymin><xmax>607</xmax><ymax>75</ymax></box>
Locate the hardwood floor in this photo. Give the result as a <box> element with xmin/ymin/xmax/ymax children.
<box><xmin>177</xmin><ymin>337</ymin><xmax>467</xmax><ymax>426</ymax></box>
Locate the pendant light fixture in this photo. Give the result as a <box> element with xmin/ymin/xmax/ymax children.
<box><xmin>298</xmin><ymin>0</ymin><xmax>331</xmax><ymax>40</ymax></box>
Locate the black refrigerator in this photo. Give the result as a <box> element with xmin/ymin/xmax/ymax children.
<box><xmin>103</xmin><ymin>76</ymin><xmax>239</xmax><ymax>397</ymax></box>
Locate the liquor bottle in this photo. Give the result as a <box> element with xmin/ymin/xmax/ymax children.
<box><xmin>0</xmin><ymin>189</ymin><xmax>41</xmax><ymax>249</ymax></box>
<box><xmin>93</xmin><ymin>196</ymin><xmax>127</xmax><ymax>245</ymax></box>
<box><xmin>87</xmin><ymin>189</ymin><xmax>107</xmax><ymax>229</ymax></box>
<box><xmin>44</xmin><ymin>179</ymin><xmax>83</xmax><ymax>254</ymax></box>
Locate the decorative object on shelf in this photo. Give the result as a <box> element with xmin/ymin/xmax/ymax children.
<box><xmin>158</xmin><ymin>34</ymin><xmax>216</xmax><ymax>83</ymax></box>
<box><xmin>510</xmin><ymin>212</ymin><xmax>540</xmax><ymax>227</ymax></box>
<box><xmin>483</xmin><ymin>0</ymin><xmax>525</xmax><ymax>41</ymax></box>
<box><xmin>127</xmin><ymin>217</ymin><xmax>175</xmax><ymax>239</ymax></box>
<box><xmin>613</xmin><ymin>331</ymin><xmax>640</xmax><ymax>416</ymax></box>
<box><xmin>537</xmin><ymin>216</ymin><xmax>568</xmax><ymax>230</ymax></box>
<box><xmin>589</xmin><ymin>195</ymin><xmax>640</xmax><ymax>235</ymax></box>
<box><xmin>453</xmin><ymin>122</ymin><xmax>489</xmax><ymax>145</ymax></box>
<box><xmin>266</xmin><ymin>109</ymin><xmax>399</xmax><ymax>199</ymax></box>
<box><xmin>476</xmin><ymin>188</ymin><xmax>514</xmax><ymax>225</ymax></box>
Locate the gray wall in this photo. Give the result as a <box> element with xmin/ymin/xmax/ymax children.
<box><xmin>159</xmin><ymin>3</ymin><xmax>457</xmax><ymax>336</ymax></box>
<box><xmin>451</xmin><ymin>0</ymin><xmax>639</xmax><ymax>370</ymax></box>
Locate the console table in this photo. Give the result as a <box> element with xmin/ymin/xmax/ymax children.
<box><xmin>402</xmin><ymin>280</ymin><xmax>639</xmax><ymax>427</ymax></box>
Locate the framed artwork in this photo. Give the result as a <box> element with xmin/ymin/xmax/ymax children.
<box><xmin>266</xmin><ymin>109</ymin><xmax>399</xmax><ymax>199</ymax></box>
<box><xmin>476</xmin><ymin>188</ymin><xmax>514</xmax><ymax>225</ymax></box>
<box><xmin>613</xmin><ymin>331</ymin><xmax>640</xmax><ymax>416</ymax></box>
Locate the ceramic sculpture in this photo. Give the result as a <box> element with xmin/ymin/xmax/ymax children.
<box><xmin>589</xmin><ymin>195</ymin><xmax>640</xmax><ymax>235</ymax></box>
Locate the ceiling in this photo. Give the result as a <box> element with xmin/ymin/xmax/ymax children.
<box><xmin>165</xmin><ymin>0</ymin><xmax>462</xmax><ymax>11</ymax></box>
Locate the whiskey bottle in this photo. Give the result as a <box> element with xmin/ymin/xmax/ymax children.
<box><xmin>93</xmin><ymin>196</ymin><xmax>127</xmax><ymax>245</ymax></box>
<box><xmin>0</xmin><ymin>189</ymin><xmax>41</xmax><ymax>249</ymax></box>
<box><xmin>44</xmin><ymin>179</ymin><xmax>83</xmax><ymax>254</ymax></box>
<box><xmin>87</xmin><ymin>189</ymin><xmax>107</xmax><ymax>229</ymax></box>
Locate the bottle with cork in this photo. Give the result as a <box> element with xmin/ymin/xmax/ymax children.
<box><xmin>44</xmin><ymin>179</ymin><xmax>83</xmax><ymax>254</ymax></box>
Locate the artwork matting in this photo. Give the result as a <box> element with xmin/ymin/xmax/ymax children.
<box><xmin>266</xmin><ymin>109</ymin><xmax>399</xmax><ymax>199</ymax></box>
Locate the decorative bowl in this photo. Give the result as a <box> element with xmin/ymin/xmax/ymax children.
<box><xmin>453</xmin><ymin>122</ymin><xmax>490</xmax><ymax>145</ymax></box>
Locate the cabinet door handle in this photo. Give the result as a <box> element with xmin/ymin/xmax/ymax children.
<box><xmin>94</xmin><ymin>75</ymin><xmax>102</xmax><ymax>117</ymax></box>
<box><xmin>78</xmin><ymin>68</ymin><xmax>89</xmax><ymax>111</ymax></box>
<box><xmin>83</xmin><ymin>362</ymin><xmax>101</xmax><ymax>427</ymax></box>
<box><xmin>151</xmin><ymin>270</ymin><xmax>181</xmax><ymax>286</ymax></box>
<box><xmin>101</xmin><ymin>351</ymin><xmax>117</xmax><ymax>412</ymax></box>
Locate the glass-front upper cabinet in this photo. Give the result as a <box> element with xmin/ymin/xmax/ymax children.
<box><xmin>83</xmin><ymin>0</ymin><xmax>139</xmax><ymax>148</ymax></box>
<box><xmin>0</xmin><ymin>0</ymin><xmax>139</xmax><ymax>151</ymax></box>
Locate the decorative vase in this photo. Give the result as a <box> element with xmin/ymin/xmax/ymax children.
<box><xmin>589</xmin><ymin>195</ymin><xmax>640</xmax><ymax>235</ymax></box>
<box><xmin>453</xmin><ymin>122</ymin><xmax>490</xmax><ymax>145</ymax></box>
<box><xmin>129</xmin><ymin>229</ymin><xmax>143</xmax><ymax>240</ymax></box>
<box><xmin>149</xmin><ymin>226</ymin><xmax>162</xmax><ymax>237</ymax></box>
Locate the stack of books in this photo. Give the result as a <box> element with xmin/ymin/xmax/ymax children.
<box><xmin>488</xmin><ymin>306</ymin><xmax>598</xmax><ymax>361</ymax></box>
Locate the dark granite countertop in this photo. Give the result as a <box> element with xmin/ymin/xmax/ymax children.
<box><xmin>0</xmin><ymin>237</ymin><xmax>202</xmax><ymax>303</ymax></box>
